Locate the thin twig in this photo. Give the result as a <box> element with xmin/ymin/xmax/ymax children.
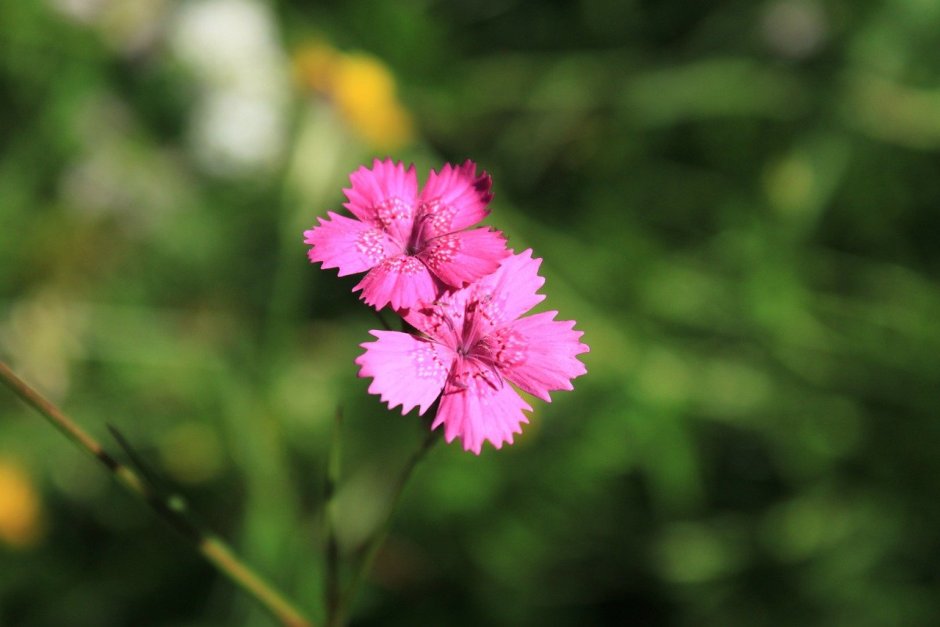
<box><xmin>0</xmin><ymin>361</ymin><xmax>314</xmax><ymax>627</ymax></box>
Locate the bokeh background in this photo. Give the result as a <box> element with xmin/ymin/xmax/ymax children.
<box><xmin>3</xmin><ymin>0</ymin><xmax>940</xmax><ymax>625</ymax></box>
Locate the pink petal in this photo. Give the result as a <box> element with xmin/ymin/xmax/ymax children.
<box><xmin>469</xmin><ymin>248</ymin><xmax>546</xmax><ymax>333</ymax></box>
<box><xmin>356</xmin><ymin>331</ymin><xmax>453</xmax><ymax>415</ymax></box>
<box><xmin>495</xmin><ymin>311</ymin><xmax>589</xmax><ymax>402</ymax></box>
<box><xmin>433</xmin><ymin>357</ymin><xmax>532</xmax><ymax>455</ymax></box>
<box><xmin>343</xmin><ymin>158</ymin><xmax>417</xmax><ymax>243</ymax></box>
<box><xmin>354</xmin><ymin>255</ymin><xmax>440</xmax><ymax>311</ymax></box>
<box><xmin>417</xmin><ymin>228</ymin><xmax>509</xmax><ymax>289</ymax></box>
<box><xmin>402</xmin><ymin>249</ymin><xmax>543</xmax><ymax>345</ymax></box>
<box><xmin>415</xmin><ymin>160</ymin><xmax>493</xmax><ymax>239</ymax></box>
<box><xmin>304</xmin><ymin>212</ymin><xmax>396</xmax><ymax>277</ymax></box>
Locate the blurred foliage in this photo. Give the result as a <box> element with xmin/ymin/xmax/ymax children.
<box><xmin>2</xmin><ymin>0</ymin><xmax>940</xmax><ymax>626</ymax></box>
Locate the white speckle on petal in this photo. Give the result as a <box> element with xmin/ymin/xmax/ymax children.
<box><xmin>375</xmin><ymin>197</ymin><xmax>412</xmax><ymax>227</ymax></box>
<box><xmin>421</xmin><ymin>234</ymin><xmax>461</xmax><ymax>270</ymax></box>
<box><xmin>355</xmin><ymin>229</ymin><xmax>386</xmax><ymax>264</ymax></box>
<box><xmin>418</xmin><ymin>198</ymin><xmax>457</xmax><ymax>234</ymax></box>
<box><xmin>411</xmin><ymin>342</ymin><xmax>448</xmax><ymax>380</ymax></box>
<box><xmin>491</xmin><ymin>328</ymin><xmax>528</xmax><ymax>369</ymax></box>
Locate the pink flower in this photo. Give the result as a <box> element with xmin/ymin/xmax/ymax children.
<box><xmin>355</xmin><ymin>250</ymin><xmax>589</xmax><ymax>454</ymax></box>
<box><xmin>304</xmin><ymin>158</ymin><xmax>509</xmax><ymax>311</ymax></box>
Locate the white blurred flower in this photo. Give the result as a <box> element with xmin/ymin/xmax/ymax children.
<box><xmin>760</xmin><ymin>0</ymin><xmax>828</xmax><ymax>60</ymax></box>
<box><xmin>49</xmin><ymin>0</ymin><xmax>168</xmax><ymax>56</ymax></box>
<box><xmin>49</xmin><ymin>0</ymin><xmax>107</xmax><ymax>24</ymax></box>
<box><xmin>60</xmin><ymin>93</ymin><xmax>192</xmax><ymax>233</ymax></box>
<box><xmin>191</xmin><ymin>89</ymin><xmax>286</xmax><ymax>175</ymax></box>
<box><xmin>169</xmin><ymin>0</ymin><xmax>289</xmax><ymax>177</ymax></box>
<box><xmin>171</xmin><ymin>0</ymin><xmax>284</xmax><ymax>91</ymax></box>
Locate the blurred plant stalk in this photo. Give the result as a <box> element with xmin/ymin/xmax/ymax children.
<box><xmin>328</xmin><ymin>418</ymin><xmax>440</xmax><ymax>627</ymax></box>
<box><xmin>0</xmin><ymin>361</ymin><xmax>315</xmax><ymax>627</ymax></box>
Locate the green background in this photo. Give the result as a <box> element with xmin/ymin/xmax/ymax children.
<box><xmin>2</xmin><ymin>0</ymin><xmax>940</xmax><ymax>625</ymax></box>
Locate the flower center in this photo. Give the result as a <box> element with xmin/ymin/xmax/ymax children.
<box><xmin>404</xmin><ymin>210</ymin><xmax>438</xmax><ymax>256</ymax></box>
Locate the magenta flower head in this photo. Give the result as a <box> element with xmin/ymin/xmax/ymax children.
<box><xmin>304</xmin><ymin>158</ymin><xmax>510</xmax><ymax>311</ymax></box>
<box><xmin>355</xmin><ymin>250</ymin><xmax>589</xmax><ymax>454</ymax></box>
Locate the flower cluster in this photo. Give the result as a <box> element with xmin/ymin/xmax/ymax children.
<box><xmin>304</xmin><ymin>159</ymin><xmax>588</xmax><ymax>454</ymax></box>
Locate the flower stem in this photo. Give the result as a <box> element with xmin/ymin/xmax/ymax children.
<box><xmin>0</xmin><ymin>361</ymin><xmax>315</xmax><ymax>627</ymax></box>
<box><xmin>334</xmin><ymin>423</ymin><xmax>440</xmax><ymax>626</ymax></box>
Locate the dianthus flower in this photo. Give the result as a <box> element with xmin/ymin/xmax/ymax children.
<box><xmin>355</xmin><ymin>250</ymin><xmax>589</xmax><ymax>454</ymax></box>
<box><xmin>304</xmin><ymin>159</ymin><xmax>509</xmax><ymax>310</ymax></box>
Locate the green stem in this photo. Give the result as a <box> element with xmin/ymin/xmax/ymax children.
<box><xmin>0</xmin><ymin>361</ymin><xmax>315</xmax><ymax>627</ymax></box>
<box><xmin>334</xmin><ymin>425</ymin><xmax>440</xmax><ymax>626</ymax></box>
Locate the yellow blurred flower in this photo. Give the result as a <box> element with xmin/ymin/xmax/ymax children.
<box><xmin>0</xmin><ymin>459</ymin><xmax>44</xmax><ymax>549</ymax></box>
<box><xmin>293</xmin><ymin>42</ymin><xmax>414</xmax><ymax>151</ymax></box>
